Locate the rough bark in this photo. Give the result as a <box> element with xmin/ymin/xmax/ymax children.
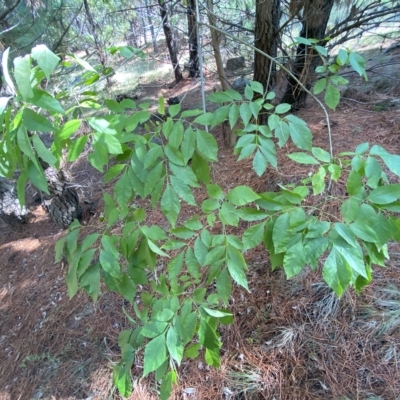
<box><xmin>253</xmin><ymin>0</ymin><xmax>281</xmax><ymax>91</ymax></box>
<box><xmin>42</xmin><ymin>167</ymin><xmax>81</xmax><ymax>229</ymax></box>
<box><xmin>0</xmin><ymin>177</ymin><xmax>33</xmax><ymax>227</ymax></box>
<box><xmin>281</xmin><ymin>0</ymin><xmax>335</xmax><ymax>110</ymax></box>
<box><xmin>187</xmin><ymin>0</ymin><xmax>199</xmax><ymax>78</ymax></box>
<box><xmin>159</xmin><ymin>0</ymin><xmax>183</xmax><ymax>83</ymax></box>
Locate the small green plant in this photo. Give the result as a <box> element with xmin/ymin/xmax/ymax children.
<box><xmin>1</xmin><ymin>42</ymin><xmax>400</xmax><ymax>399</ymax></box>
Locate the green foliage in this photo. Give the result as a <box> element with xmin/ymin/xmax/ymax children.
<box><xmin>1</xmin><ymin>44</ymin><xmax>399</xmax><ymax>399</ymax></box>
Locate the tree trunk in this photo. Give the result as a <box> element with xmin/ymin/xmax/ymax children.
<box><xmin>0</xmin><ymin>177</ymin><xmax>33</xmax><ymax>227</ymax></box>
<box><xmin>253</xmin><ymin>0</ymin><xmax>281</xmax><ymax>91</ymax></box>
<box><xmin>83</xmin><ymin>0</ymin><xmax>107</xmax><ymax>70</ymax></box>
<box><xmin>144</xmin><ymin>0</ymin><xmax>158</xmax><ymax>53</ymax></box>
<box><xmin>206</xmin><ymin>0</ymin><xmax>234</xmax><ymax>147</ymax></box>
<box><xmin>159</xmin><ymin>0</ymin><xmax>183</xmax><ymax>83</ymax></box>
<box><xmin>281</xmin><ymin>0</ymin><xmax>335</xmax><ymax>110</ymax></box>
<box><xmin>42</xmin><ymin>167</ymin><xmax>81</xmax><ymax>229</ymax></box>
<box><xmin>187</xmin><ymin>0</ymin><xmax>199</xmax><ymax>78</ymax></box>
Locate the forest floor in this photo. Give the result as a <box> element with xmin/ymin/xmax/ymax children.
<box><xmin>1</xmin><ymin>45</ymin><xmax>400</xmax><ymax>400</ymax></box>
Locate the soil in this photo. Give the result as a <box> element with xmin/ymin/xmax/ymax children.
<box><xmin>1</xmin><ymin>48</ymin><xmax>400</xmax><ymax>400</ymax></box>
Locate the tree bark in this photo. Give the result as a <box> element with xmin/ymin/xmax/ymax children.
<box><xmin>253</xmin><ymin>0</ymin><xmax>281</xmax><ymax>92</ymax></box>
<box><xmin>206</xmin><ymin>0</ymin><xmax>234</xmax><ymax>147</ymax></box>
<box><xmin>42</xmin><ymin>167</ymin><xmax>81</xmax><ymax>229</ymax></box>
<box><xmin>159</xmin><ymin>0</ymin><xmax>183</xmax><ymax>83</ymax></box>
<box><xmin>0</xmin><ymin>177</ymin><xmax>33</xmax><ymax>227</ymax></box>
<box><xmin>187</xmin><ymin>0</ymin><xmax>199</xmax><ymax>78</ymax></box>
<box><xmin>281</xmin><ymin>0</ymin><xmax>335</xmax><ymax>110</ymax></box>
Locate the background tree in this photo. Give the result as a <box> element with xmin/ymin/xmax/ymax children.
<box><xmin>158</xmin><ymin>0</ymin><xmax>183</xmax><ymax>83</ymax></box>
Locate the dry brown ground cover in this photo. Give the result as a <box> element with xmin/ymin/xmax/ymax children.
<box><xmin>1</xmin><ymin>55</ymin><xmax>400</xmax><ymax>400</ymax></box>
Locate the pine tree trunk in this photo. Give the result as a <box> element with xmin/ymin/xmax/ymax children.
<box><xmin>254</xmin><ymin>0</ymin><xmax>281</xmax><ymax>91</ymax></box>
<box><xmin>159</xmin><ymin>0</ymin><xmax>183</xmax><ymax>83</ymax></box>
<box><xmin>281</xmin><ymin>0</ymin><xmax>335</xmax><ymax>110</ymax></box>
<box><xmin>187</xmin><ymin>0</ymin><xmax>200</xmax><ymax>78</ymax></box>
<box><xmin>42</xmin><ymin>167</ymin><xmax>81</xmax><ymax>229</ymax></box>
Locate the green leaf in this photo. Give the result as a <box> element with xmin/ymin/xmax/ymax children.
<box><xmin>226</xmin><ymin>186</ymin><xmax>260</xmax><ymax>206</ymax></box>
<box><xmin>216</xmin><ymin>267</ymin><xmax>232</xmax><ymax>303</ymax></box>
<box><xmin>312</xmin><ymin>166</ymin><xmax>326</xmax><ymax>195</ymax></box>
<box><xmin>184</xmin><ymin>343</ymin><xmax>201</xmax><ymax>359</ymax></box>
<box><xmin>30</xmin><ymin>89</ymin><xmax>64</xmax><ymax>113</ymax></box>
<box><xmin>205</xmin><ymin>348</ymin><xmax>221</xmax><ymax>367</ymax></box>
<box><xmin>312</xmin><ymin>147</ymin><xmax>331</xmax><ymax>163</ymax></box>
<box><xmin>194</xmin><ymin>237</ymin><xmax>208</xmax><ymax>266</ymax></box>
<box><xmin>349</xmin><ymin>52</ymin><xmax>367</xmax><ymax>79</ymax></box>
<box><xmin>181</xmin><ymin>109</ymin><xmax>203</xmax><ymax>118</ymax></box>
<box><xmin>355</xmin><ymin>142</ymin><xmax>369</xmax><ymax>155</ymax></box>
<box><xmin>346</xmin><ymin>170</ymin><xmax>363</xmax><ymax>195</ymax></box>
<box><xmin>194</xmin><ymin>112</ymin><xmax>214</xmax><ymax>125</ymax></box>
<box><xmin>274</xmin><ymin>120</ymin><xmax>290</xmax><ymax>147</ymax></box>
<box><xmin>322</xmin><ymin>246</ymin><xmax>352</xmax><ymax>297</ymax></box>
<box><xmin>166</xmin><ymin>326</ymin><xmax>183</xmax><ymax>365</ymax></box>
<box><xmin>306</xmin><ymin>220</ymin><xmax>330</xmax><ymax>239</ymax></box>
<box><xmin>283</xmin><ymin>240</ymin><xmax>306</xmax><ymax>278</ymax></box>
<box><xmin>143</xmin><ymin>334</ymin><xmax>167</xmax><ymax>377</ymax></box>
<box><xmin>229</xmin><ymin>103</ymin><xmax>240</xmax><ymax>129</ymax></box>
<box><xmin>161</xmin><ymin>183</ymin><xmax>180</xmax><ymax>227</ymax></box>
<box><xmin>314</xmin><ymin>45</ymin><xmax>327</xmax><ymax>56</ymax></box>
<box><xmin>22</xmin><ymin>108</ymin><xmax>54</xmax><ymax>132</ymax></box>
<box><xmin>199</xmin><ymin>318</ymin><xmax>221</xmax><ymax>351</ymax></box>
<box><xmin>258</xmin><ymin>137</ymin><xmax>277</xmax><ymax>169</ymax></box>
<box><xmin>119</xmin><ymin>274</ymin><xmax>136</xmax><ymax>302</ymax></box>
<box><xmin>253</xmin><ymin>149</ymin><xmax>268</xmax><ymax>176</ymax></box>
<box><xmin>370</xmin><ymin>145</ymin><xmax>400</xmax><ymax>177</ymax></box>
<box><xmin>31</xmin><ymin>134</ymin><xmax>57</xmax><ymax>167</ymax></box>
<box><xmin>275</xmin><ymin>103</ymin><xmax>291</xmax><ymax>114</ymax></box>
<box><xmin>367</xmin><ymin>184</ymin><xmax>400</xmax><ymax>205</ymax></box>
<box><xmin>268</xmin><ymin>113</ymin><xmax>280</xmax><ymax>130</ymax></box>
<box><xmin>340</xmin><ymin>198</ymin><xmax>360</xmax><ymax>224</ymax></box>
<box><xmin>141</xmin><ymin>322</ymin><xmax>168</xmax><ymax>338</ymax></box>
<box><xmin>287</xmin><ymin>117</ymin><xmax>312</xmax><ymax>150</ymax></box>
<box><xmin>314</xmin><ymin>78</ymin><xmax>327</xmax><ymax>95</ymax></box>
<box><xmin>170</xmin><ymin>176</ymin><xmax>196</xmax><ymax>206</ymax></box>
<box><xmin>240</xmin><ymin>102</ymin><xmax>252</xmax><ymax>126</ymax></box>
<box><xmin>57</xmin><ymin>120</ymin><xmax>81</xmax><ymax>140</ymax></box>
<box><xmin>243</xmin><ymin>222</ymin><xmax>265</xmax><ymax>252</ymax></box>
<box><xmin>113</xmin><ymin>344</ymin><xmax>134</xmax><ymax>397</ymax></box>
<box><xmin>328</xmin><ymin>164</ymin><xmax>341</xmax><ymax>181</ymax></box>
<box><xmin>295</xmin><ymin>36</ymin><xmax>312</xmax><ymax>45</ymax></box>
<box><xmin>191</xmin><ymin>153</ymin><xmax>210</xmax><ymax>184</ymax></box>
<box><xmin>333</xmin><ymin>223</ymin><xmax>358</xmax><ymax>248</ymax></box>
<box><xmin>336</xmin><ymin>49</ymin><xmax>349</xmax><ymax>66</ymax></box>
<box><xmin>13</xmin><ymin>55</ymin><xmax>33</xmax><ymax>100</ymax></box>
<box><xmin>244</xmin><ymin>85</ymin><xmax>254</xmax><ymax>100</ymax></box>
<box><xmin>99</xmin><ymin>249</ymin><xmax>121</xmax><ymax>279</ymax></box>
<box><xmin>160</xmin><ymin>370</ymin><xmax>177</xmax><ymax>400</ymax></box>
<box><xmin>288</xmin><ymin>152</ymin><xmax>319</xmax><ymax>165</ymax></box>
<box><xmin>196</xmin><ymin>130</ymin><xmax>218</xmax><ymax>162</ymax></box>
<box><xmin>31</xmin><ymin>45</ymin><xmax>60</xmax><ymax>79</ymax></box>
<box><xmin>272</xmin><ymin>213</ymin><xmax>291</xmax><ymax>252</ymax></box>
<box><xmin>324</xmin><ymin>83</ymin><xmax>340</xmax><ymax>110</ymax></box>
<box><xmin>168</xmin><ymin>252</ymin><xmax>184</xmax><ymax>278</ymax></box>
<box><xmin>54</xmin><ymin>237</ymin><xmax>66</xmax><ymax>263</ymax></box>
<box><xmin>227</xmin><ymin>245</ymin><xmax>249</xmax><ymax>290</ymax></box>
<box><xmin>365</xmin><ymin>156</ymin><xmax>382</xmax><ymax>189</ymax></box>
